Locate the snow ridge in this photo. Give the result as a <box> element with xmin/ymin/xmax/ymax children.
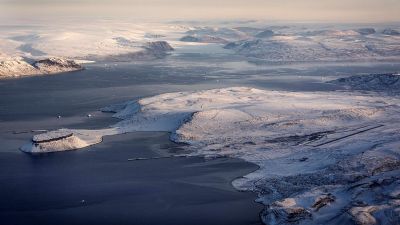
<box><xmin>0</xmin><ymin>57</ymin><xmax>83</xmax><ymax>78</ymax></box>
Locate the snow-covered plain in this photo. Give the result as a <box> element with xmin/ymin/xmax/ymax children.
<box><xmin>0</xmin><ymin>22</ymin><xmax>187</xmax><ymax>77</ymax></box>
<box><xmin>0</xmin><ymin>22</ymin><xmax>187</xmax><ymax>61</ymax></box>
<box><xmin>181</xmin><ymin>24</ymin><xmax>400</xmax><ymax>62</ymax></box>
<box><xmin>22</xmin><ymin>73</ymin><xmax>400</xmax><ymax>225</ymax></box>
<box><xmin>1</xmin><ymin>21</ymin><xmax>400</xmax><ymax>77</ymax></box>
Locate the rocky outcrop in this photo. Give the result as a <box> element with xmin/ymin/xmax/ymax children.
<box><xmin>34</xmin><ymin>57</ymin><xmax>83</xmax><ymax>74</ymax></box>
<box><xmin>0</xmin><ymin>57</ymin><xmax>83</xmax><ymax>78</ymax></box>
<box><xmin>382</xmin><ymin>29</ymin><xmax>400</xmax><ymax>36</ymax></box>
<box><xmin>356</xmin><ymin>28</ymin><xmax>376</xmax><ymax>35</ymax></box>
<box><xmin>144</xmin><ymin>41</ymin><xmax>174</xmax><ymax>52</ymax></box>
<box><xmin>180</xmin><ymin>35</ymin><xmax>228</xmax><ymax>44</ymax></box>
<box><xmin>0</xmin><ymin>58</ymin><xmax>39</xmax><ymax>77</ymax></box>
<box><xmin>255</xmin><ymin>30</ymin><xmax>274</xmax><ymax>38</ymax></box>
<box><xmin>329</xmin><ymin>73</ymin><xmax>400</xmax><ymax>93</ymax></box>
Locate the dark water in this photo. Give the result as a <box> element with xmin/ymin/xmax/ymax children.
<box><xmin>0</xmin><ymin>62</ymin><xmax>265</xmax><ymax>225</ymax></box>
<box><xmin>2</xmin><ymin>60</ymin><xmax>399</xmax><ymax>122</ymax></box>
<box><xmin>1</xmin><ymin>60</ymin><xmax>400</xmax><ymax>225</ymax></box>
<box><xmin>0</xmin><ymin>132</ymin><xmax>262</xmax><ymax>225</ymax></box>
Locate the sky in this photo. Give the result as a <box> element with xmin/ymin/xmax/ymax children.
<box><xmin>1</xmin><ymin>0</ymin><xmax>400</xmax><ymax>23</ymax></box>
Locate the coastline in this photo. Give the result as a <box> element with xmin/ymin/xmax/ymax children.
<box><xmin>0</xmin><ymin>131</ymin><xmax>264</xmax><ymax>225</ymax></box>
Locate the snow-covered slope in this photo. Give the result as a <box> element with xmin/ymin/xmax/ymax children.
<box><xmin>382</xmin><ymin>28</ymin><xmax>400</xmax><ymax>36</ymax></box>
<box><xmin>21</xmin><ymin>128</ymin><xmax>117</xmax><ymax>153</ymax></box>
<box><xmin>255</xmin><ymin>29</ymin><xmax>274</xmax><ymax>38</ymax></box>
<box><xmin>185</xmin><ymin>27</ymin><xmax>249</xmax><ymax>41</ymax></box>
<box><xmin>2</xmin><ymin>22</ymin><xmax>400</xmax><ymax>64</ymax></box>
<box><xmin>92</xmin><ymin>41</ymin><xmax>174</xmax><ymax>62</ymax></box>
<box><xmin>0</xmin><ymin>22</ymin><xmax>187</xmax><ymax>63</ymax></box>
<box><xmin>224</xmin><ymin>32</ymin><xmax>400</xmax><ymax>62</ymax></box>
<box><xmin>180</xmin><ymin>35</ymin><xmax>229</xmax><ymax>44</ymax></box>
<box><xmin>34</xmin><ymin>57</ymin><xmax>83</xmax><ymax>74</ymax></box>
<box><xmin>204</xmin><ymin>25</ymin><xmax>400</xmax><ymax>62</ymax></box>
<box><xmin>0</xmin><ymin>57</ymin><xmax>83</xmax><ymax>78</ymax></box>
<box><xmin>0</xmin><ymin>57</ymin><xmax>40</xmax><ymax>77</ymax></box>
<box><xmin>329</xmin><ymin>73</ymin><xmax>400</xmax><ymax>93</ymax></box>
<box><xmin>22</xmin><ymin>86</ymin><xmax>400</xmax><ymax>225</ymax></box>
<box><xmin>356</xmin><ymin>28</ymin><xmax>376</xmax><ymax>35</ymax></box>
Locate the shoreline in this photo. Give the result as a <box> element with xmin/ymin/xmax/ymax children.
<box><xmin>0</xmin><ymin>131</ymin><xmax>264</xmax><ymax>225</ymax></box>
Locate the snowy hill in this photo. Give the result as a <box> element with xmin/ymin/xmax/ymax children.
<box><xmin>255</xmin><ymin>29</ymin><xmax>274</xmax><ymax>38</ymax></box>
<box><xmin>180</xmin><ymin>35</ymin><xmax>228</xmax><ymax>44</ymax></box>
<box><xmin>0</xmin><ymin>57</ymin><xmax>83</xmax><ymax>78</ymax></box>
<box><xmin>22</xmin><ymin>86</ymin><xmax>400</xmax><ymax>225</ymax></box>
<box><xmin>329</xmin><ymin>73</ymin><xmax>400</xmax><ymax>93</ymax></box>
<box><xmin>382</xmin><ymin>28</ymin><xmax>400</xmax><ymax>36</ymax></box>
<box><xmin>223</xmin><ymin>31</ymin><xmax>400</xmax><ymax>62</ymax></box>
<box><xmin>356</xmin><ymin>28</ymin><xmax>376</xmax><ymax>35</ymax></box>
<box><xmin>94</xmin><ymin>41</ymin><xmax>174</xmax><ymax>62</ymax></box>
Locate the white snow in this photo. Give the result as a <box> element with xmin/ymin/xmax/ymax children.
<box><xmin>9</xmin><ymin>20</ymin><xmax>400</xmax><ymax>224</ymax></box>
<box><xmin>21</xmin><ymin>128</ymin><xmax>118</xmax><ymax>153</ymax></box>
<box><xmin>0</xmin><ymin>57</ymin><xmax>83</xmax><ymax>78</ymax></box>
<box><xmin>2</xmin><ymin>22</ymin><xmax>399</xmax><ymax>66</ymax></box>
<box><xmin>0</xmin><ymin>57</ymin><xmax>40</xmax><ymax>77</ymax></box>
<box><xmin>22</xmin><ymin>86</ymin><xmax>400</xmax><ymax>223</ymax></box>
<box><xmin>0</xmin><ymin>22</ymin><xmax>187</xmax><ymax>61</ymax></box>
<box><xmin>329</xmin><ymin>73</ymin><xmax>400</xmax><ymax>93</ymax></box>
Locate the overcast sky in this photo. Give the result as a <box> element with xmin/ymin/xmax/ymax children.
<box><xmin>1</xmin><ymin>0</ymin><xmax>399</xmax><ymax>23</ymax></box>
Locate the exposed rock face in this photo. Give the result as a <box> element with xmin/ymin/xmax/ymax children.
<box><xmin>180</xmin><ymin>35</ymin><xmax>228</xmax><ymax>44</ymax></box>
<box><xmin>356</xmin><ymin>28</ymin><xmax>376</xmax><ymax>35</ymax></box>
<box><xmin>329</xmin><ymin>73</ymin><xmax>400</xmax><ymax>93</ymax></box>
<box><xmin>0</xmin><ymin>57</ymin><xmax>83</xmax><ymax>78</ymax></box>
<box><xmin>255</xmin><ymin>30</ymin><xmax>274</xmax><ymax>38</ymax></box>
<box><xmin>34</xmin><ymin>57</ymin><xmax>83</xmax><ymax>74</ymax></box>
<box><xmin>382</xmin><ymin>29</ymin><xmax>400</xmax><ymax>36</ymax></box>
<box><xmin>0</xmin><ymin>58</ymin><xmax>39</xmax><ymax>77</ymax></box>
<box><xmin>311</xmin><ymin>194</ymin><xmax>336</xmax><ymax>211</ymax></box>
<box><xmin>144</xmin><ymin>41</ymin><xmax>174</xmax><ymax>52</ymax></box>
<box><xmin>265</xmin><ymin>199</ymin><xmax>312</xmax><ymax>225</ymax></box>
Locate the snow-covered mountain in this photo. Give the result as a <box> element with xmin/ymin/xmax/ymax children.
<box><xmin>178</xmin><ymin>24</ymin><xmax>400</xmax><ymax>63</ymax></box>
<box><xmin>185</xmin><ymin>27</ymin><xmax>249</xmax><ymax>40</ymax></box>
<box><xmin>329</xmin><ymin>73</ymin><xmax>400</xmax><ymax>93</ymax></box>
<box><xmin>254</xmin><ymin>29</ymin><xmax>275</xmax><ymax>38</ymax></box>
<box><xmin>2</xmin><ymin>21</ymin><xmax>399</xmax><ymax>67</ymax></box>
<box><xmin>223</xmin><ymin>32</ymin><xmax>400</xmax><ymax>62</ymax></box>
<box><xmin>356</xmin><ymin>28</ymin><xmax>376</xmax><ymax>35</ymax></box>
<box><xmin>180</xmin><ymin>35</ymin><xmax>229</xmax><ymax>44</ymax></box>
<box><xmin>382</xmin><ymin>28</ymin><xmax>400</xmax><ymax>36</ymax></box>
<box><xmin>0</xmin><ymin>22</ymin><xmax>187</xmax><ymax>64</ymax></box>
<box><xmin>0</xmin><ymin>57</ymin><xmax>83</xmax><ymax>78</ymax></box>
<box><xmin>93</xmin><ymin>41</ymin><xmax>174</xmax><ymax>62</ymax></box>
